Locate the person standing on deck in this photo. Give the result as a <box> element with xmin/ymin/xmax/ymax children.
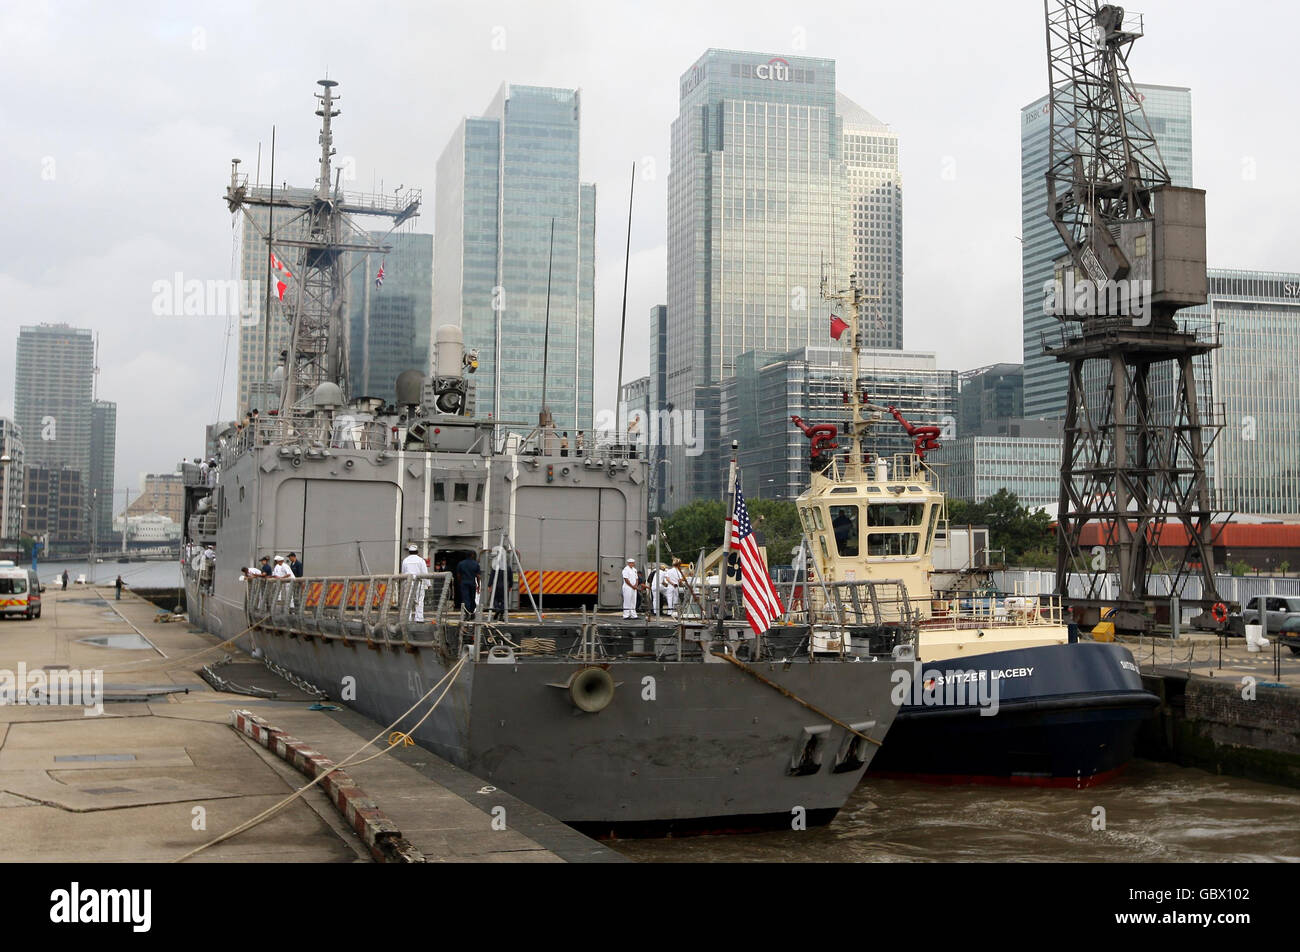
<box><xmin>575</xmin><ymin>431</ymin><xmax>585</xmax><ymax>456</ymax></box>
<box><xmin>457</xmin><ymin>553</ymin><xmax>482</xmax><ymax>616</ymax></box>
<box><xmin>287</xmin><ymin>552</ymin><xmax>303</xmax><ymax>577</ymax></box>
<box><xmin>114</xmin><ymin>575</ymin><xmax>124</xmax><ymax>601</ymax></box>
<box><xmin>401</xmin><ymin>544</ymin><xmax>429</xmax><ymax>622</ymax></box>
<box><xmin>61</xmin><ymin>570</ymin><xmax>69</xmax><ymax>590</ymax></box>
<box><xmin>661</xmin><ymin>558</ymin><xmax>685</xmax><ymax>615</ymax></box>
<box><xmin>622</xmin><ymin>558</ymin><xmax>640</xmax><ymax>619</ymax></box>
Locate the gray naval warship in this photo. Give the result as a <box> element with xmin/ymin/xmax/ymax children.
<box><xmin>180</xmin><ymin>79</ymin><xmax>911</xmax><ymax>836</ymax></box>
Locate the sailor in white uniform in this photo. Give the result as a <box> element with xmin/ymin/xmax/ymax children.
<box><xmin>661</xmin><ymin>559</ymin><xmax>685</xmax><ymax>615</ymax></box>
<box><xmin>621</xmin><ymin>557</ymin><xmax>640</xmax><ymax>619</ymax></box>
<box><xmin>401</xmin><ymin>543</ymin><xmax>429</xmax><ymax>621</ymax></box>
<box><xmin>270</xmin><ymin>554</ymin><xmax>295</xmax><ymax>608</ymax></box>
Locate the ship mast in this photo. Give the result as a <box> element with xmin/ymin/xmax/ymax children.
<box><xmin>821</xmin><ymin>273</ymin><xmax>879</xmax><ymax>480</ymax></box>
<box><xmin>224</xmin><ymin>79</ymin><xmax>422</xmax><ymax>424</ymax></box>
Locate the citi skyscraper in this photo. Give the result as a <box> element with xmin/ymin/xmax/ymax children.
<box><xmin>664</xmin><ymin>50</ymin><xmax>851</xmax><ymax>509</ymax></box>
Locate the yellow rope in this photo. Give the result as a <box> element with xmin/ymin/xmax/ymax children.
<box><xmin>175</xmin><ymin>653</ymin><xmax>467</xmax><ymax>862</ymax></box>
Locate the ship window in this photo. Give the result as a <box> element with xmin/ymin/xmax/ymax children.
<box><xmin>819</xmin><ymin>537</ymin><xmax>830</xmax><ymax>562</ymax></box>
<box><xmin>454</xmin><ymin>483</ymin><xmax>469</xmax><ymax>502</ymax></box>
<box><xmin>475</xmin><ymin>483</ymin><xmax>484</xmax><ymax>502</ymax></box>
<box><xmin>925</xmin><ymin>505</ymin><xmax>940</xmax><ymax>553</ymax></box>
<box><xmin>868</xmin><ymin>503</ymin><xmax>924</xmax><ymax>527</ymax></box>
<box><xmin>829</xmin><ymin>506</ymin><xmax>859</xmax><ymax>557</ymax></box>
<box><xmin>434</xmin><ymin>482</ymin><xmax>445</xmax><ymax>501</ymax></box>
<box><xmin>812</xmin><ymin>508</ymin><xmax>825</xmax><ymax>531</ymax></box>
<box><xmin>867</xmin><ymin>532</ymin><xmax>920</xmax><ymax>557</ymax></box>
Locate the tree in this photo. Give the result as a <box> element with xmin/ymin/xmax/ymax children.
<box><xmin>946</xmin><ymin>489</ymin><xmax>1054</xmax><ymax>565</ymax></box>
<box><xmin>659</xmin><ymin>500</ymin><xmax>727</xmax><ymax>561</ymax></box>
<box><xmin>658</xmin><ymin>498</ymin><xmax>803</xmax><ymax>569</ymax></box>
<box><xmin>747</xmin><ymin>499</ymin><xmax>803</xmax><ymax>568</ymax></box>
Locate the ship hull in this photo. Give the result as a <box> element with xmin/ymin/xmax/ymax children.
<box><xmin>187</xmin><ymin>581</ymin><xmax>903</xmax><ymax>833</ymax></box>
<box><xmin>867</xmin><ymin>642</ymin><xmax>1158</xmax><ymax>788</ymax></box>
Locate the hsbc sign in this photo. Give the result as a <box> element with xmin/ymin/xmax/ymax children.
<box><xmin>754</xmin><ymin>58</ymin><xmax>792</xmax><ymax>81</ymax></box>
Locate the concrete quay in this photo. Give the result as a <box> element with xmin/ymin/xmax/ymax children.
<box><xmin>0</xmin><ymin>586</ymin><xmax>619</xmax><ymax>863</ymax></box>
<box><xmin>1124</xmin><ymin>632</ymin><xmax>1300</xmax><ymax>789</ymax></box>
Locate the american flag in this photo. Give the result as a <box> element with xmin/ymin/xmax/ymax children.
<box><xmin>728</xmin><ymin>484</ymin><xmax>784</xmax><ymax>636</ymax></box>
<box><xmin>375</xmin><ymin>262</ymin><xmax>385</xmax><ymax>288</ymax></box>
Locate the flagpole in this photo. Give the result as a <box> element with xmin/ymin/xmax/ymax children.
<box><xmin>717</xmin><ymin>439</ymin><xmax>738</xmax><ymax>635</ymax></box>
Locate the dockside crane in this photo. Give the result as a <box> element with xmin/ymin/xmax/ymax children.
<box><xmin>1041</xmin><ymin>2</ymin><xmax>1225</xmax><ymax>632</ymax></box>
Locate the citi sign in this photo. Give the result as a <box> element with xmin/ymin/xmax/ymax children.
<box><xmin>755</xmin><ymin>57</ymin><xmax>792</xmax><ymax>81</ymax></box>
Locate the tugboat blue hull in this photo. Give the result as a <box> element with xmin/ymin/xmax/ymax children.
<box><xmin>867</xmin><ymin>641</ymin><xmax>1159</xmax><ymax>788</ymax></box>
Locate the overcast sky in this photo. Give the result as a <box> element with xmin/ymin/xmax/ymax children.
<box><xmin>1</xmin><ymin>0</ymin><xmax>1295</xmax><ymax>507</ymax></box>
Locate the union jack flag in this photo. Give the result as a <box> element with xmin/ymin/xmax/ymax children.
<box><xmin>728</xmin><ymin>483</ymin><xmax>784</xmax><ymax>636</ymax></box>
<box><xmin>375</xmin><ymin>262</ymin><xmax>385</xmax><ymax>288</ymax></box>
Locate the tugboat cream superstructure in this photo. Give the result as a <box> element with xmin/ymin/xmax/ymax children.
<box><xmin>791</xmin><ymin>276</ymin><xmax>1158</xmax><ymax>788</ymax></box>
<box><xmin>181</xmin><ymin>80</ymin><xmax>911</xmax><ymax>835</ymax></box>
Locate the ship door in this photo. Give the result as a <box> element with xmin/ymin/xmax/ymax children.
<box><xmin>600</xmin><ymin>558</ymin><xmax>623</xmax><ymax>608</ymax></box>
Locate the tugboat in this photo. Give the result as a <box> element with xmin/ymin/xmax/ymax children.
<box><xmin>788</xmin><ymin>277</ymin><xmax>1158</xmax><ymax>788</ymax></box>
<box><xmin>180</xmin><ymin>80</ymin><xmax>912</xmax><ymax>836</ymax></box>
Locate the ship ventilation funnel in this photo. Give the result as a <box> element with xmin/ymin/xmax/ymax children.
<box><xmin>395</xmin><ymin>370</ymin><xmax>424</xmax><ymax>407</ymax></box>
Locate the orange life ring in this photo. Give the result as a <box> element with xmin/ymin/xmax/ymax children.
<box><xmin>1211</xmin><ymin>602</ymin><xmax>1228</xmax><ymax>623</ymax></box>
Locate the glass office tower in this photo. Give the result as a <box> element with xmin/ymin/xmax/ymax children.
<box><xmin>347</xmin><ymin>230</ymin><xmax>434</xmax><ymax>404</ymax></box>
<box><xmin>1021</xmin><ymin>84</ymin><xmax>1192</xmax><ymax>419</ymax></box>
<box><xmin>1179</xmin><ymin>270</ymin><xmax>1300</xmax><ymax>516</ymax></box>
<box><xmin>665</xmin><ymin>50</ymin><xmax>850</xmax><ymax>509</ymax></box>
<box><xmin>435</xmin><ymin>85</ymin><xmax>596</xmax><ymax>435</ymax></box>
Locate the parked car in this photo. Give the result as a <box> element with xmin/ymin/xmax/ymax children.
<box><xmin>1241</xmin><ymin>595</ymin><xmax>1300</xmax><ymax>632</ymax></box>
<box><xmin>1277</xmin><ymin>616</ymin><xmax>1300</xmax><ymax>656</ymax></box>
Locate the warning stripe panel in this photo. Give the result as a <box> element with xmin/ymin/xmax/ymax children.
<box><xmin>522</xmin><ymin>570</ymin><xmax>598</xmax><ymax>595</ymax></box>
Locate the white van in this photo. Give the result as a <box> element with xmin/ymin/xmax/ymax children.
<box><xmin>0</xmin><ymin>564</ymin><xmax>41</xmax><ymax>620</ymax></box>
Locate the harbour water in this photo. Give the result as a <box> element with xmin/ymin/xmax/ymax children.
<box><xmin>33</xmin><ymin>559</ymin><xmax>181</xmax><ymax>590</ymax></box>
<box><xmin>610</xmin><ymin>761</ymin><xmax>1300</xmax><ymax>862</ymax></box>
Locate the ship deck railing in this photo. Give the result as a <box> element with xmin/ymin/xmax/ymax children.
<box><xmin>222</xmin><ymin>415</ymin><xmax>398</xmax><ymax>465</ymax></box>
<box><xmin>244</xmin><ymin>572</ymin><xmax>458</xmax><ymax>652</ymax></box>
<box><xmin>784</xmin><ymin>579</ymin><xmax>921</xmax><ymax>636</ymax></box>
<box><xmin>925</xmin><ymin>589</ymin><xmax>1066</xmax><ymax>628</ymax></box>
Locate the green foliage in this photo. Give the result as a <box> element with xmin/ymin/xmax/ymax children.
<box><xmin>747</xmin><ymin>499</ymin><xmax>804</xmax><ymax>567</ymax></box>
<box><xmin>947</xmin><ymin>489</ymin><xmax>1054</xmax><ymax>565</ymax></box>
<box><xmin>658</xmin><ymin>498</ymin><xmax>804</xmax><ymax>567</ymax></box>
<box><xmin>1227</xmin><ymin>559</ymin><xmax>1252</xmax><ymax>578</ymax></box>
<box><xmin>659</xmin><ymin>499</ymin><xmax>727</xmax><ymax>561</ymax></box>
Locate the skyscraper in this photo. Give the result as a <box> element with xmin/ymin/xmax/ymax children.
<box><xmin>14</xmin><ymin>324</ymin><xmax>94</xmax><ymax>477</ymax></box>
<box><xmin>1179</xmin><ymin>270</ymin><xmax>1300</xmax><ymax>516</ymax></box>
<box><xmin>435</xmin><ymin>85</ymin><xmax>596</xmax><ymax>434</ymax></box>
<box><xmin>347</xmin><ymin>230</ymin><xmax>434</xmax><ymax>404</ymax></box>
<box><xmin>89</xmin><ymin>400</ymin><xmax>116</xmax><ymax>544</ymax></box>
<box><xmin>0</xmin><ymin>418</ymin><xmax>23</xmax><ymax>546</ymax></box>
<box><xmin>1021</xmin><ymin>84</ymin><xmax>1193</xmax><ymax>419</ymax></box>
<box><xmin>234</xmin><ymin>187</ymin><xmax>314</xmax><ymax>418</ymax></box>
<box><xmin>14</xmin><ymin>325</ymin><xmax>94</xmax><ymax>540</ymax></box>
<box><xmin>665</xmin><ymin>50</ymin><xmax>851</xmax><ymax>509</ymax></box>
<box><xmin>839</xmin><ymin>93</ymin><xmax>903</xmax><ymax>349</ymax></box>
